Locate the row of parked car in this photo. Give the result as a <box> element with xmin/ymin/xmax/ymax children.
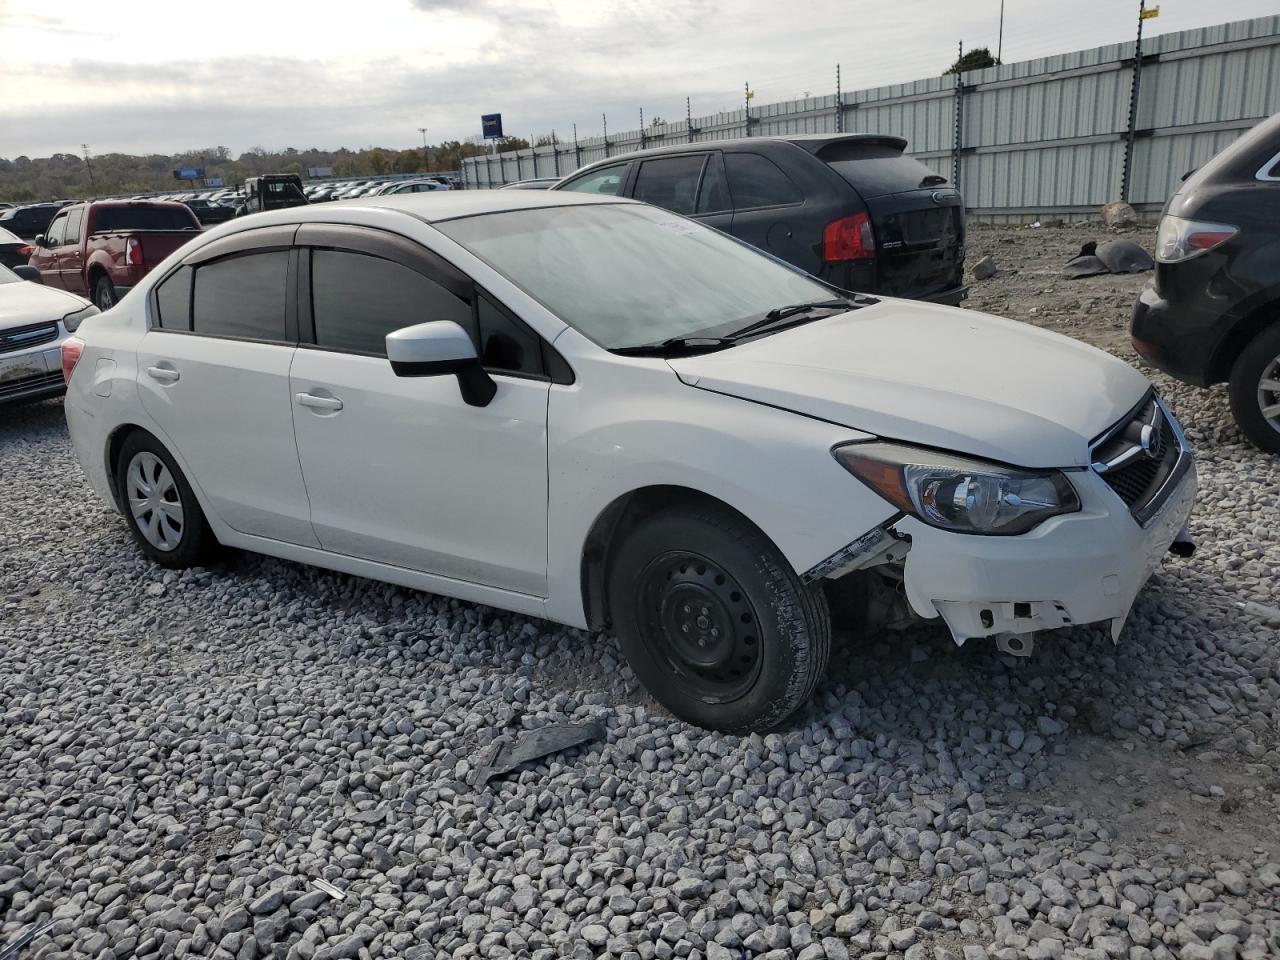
<box><xmin>0</xmin><ymin>176</ymin><xmax>457</xmax><ymax>238</ymax></box>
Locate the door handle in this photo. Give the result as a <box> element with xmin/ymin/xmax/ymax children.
<box><xmin>295</xmin><ymin>392</ymin><xmax>343</xmax><ymax>412</ymax></box>
<box><xmin>146</xmin><ymin>366</ymin><xmax>180</xmax><ymax>383</ymax></box>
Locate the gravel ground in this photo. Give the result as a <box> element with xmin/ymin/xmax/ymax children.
<box><xmin>2</xmin><ymin>224</ymin><xmax>1279</xmax><ymax>960</ymax></box>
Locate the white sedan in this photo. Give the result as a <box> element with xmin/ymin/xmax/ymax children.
<box><xmin>1</xmin><ymin>264</ymin><xmax>98</xmax><ymax>405</ymax></box>
<box><xmin>61</xmin><ymin>191</ymin><xmax>1196</xmax><ymax>731</ymax></box>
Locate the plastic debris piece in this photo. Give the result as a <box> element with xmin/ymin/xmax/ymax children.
<box><xmin>471</xmin><ymin>719</ymin><xmax>607</xmax><ymax>788</ymax></box>
<box><xmin>311</xmin><ymin>878</ymin><xmax>346</xmax><ymax>901</ymax></box>
<box><xmin>0</xmin><ymin>920</ymin><xmax>57</xmax><ymax>960</ymax></box>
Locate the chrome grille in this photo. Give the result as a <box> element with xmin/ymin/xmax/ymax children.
<box><xmin>0</xmin><ymin>369</ymin><xmax>64</xmax><ymax>400</ymax></box>
<box><xmin>1091</xmin><ymin>394</ymin><xmax>1191</xmax><ymax>526</ymax></box>
<box><xmin>0</xmin><ymin>321</ymin><xmax>59</xmax><ymax>356</ymax></box>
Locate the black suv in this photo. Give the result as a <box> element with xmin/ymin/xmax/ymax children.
<box><xmin>553</xmin><ymin>134</ymin><xmax>966</xmax><ymax>305</ymax></box>
<box><xmin>1132</xmin><ymin>112</ymin><xmax>1280</xmax><ymax>453</ymax></box>
<box><xmin>0</xmin><ymin>203</ymin><xmax>61</xmax><ymax>242</ymax></box>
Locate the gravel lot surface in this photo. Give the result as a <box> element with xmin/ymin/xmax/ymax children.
<box><xmin>2</xmin><ymin>224</ymin><xmax>1279</xmax><ymax>960</ymax></box>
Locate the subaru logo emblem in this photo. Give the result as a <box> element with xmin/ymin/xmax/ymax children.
<box><xmin>1139</xmin><ymin>406</ymin><xmax>1164</xmax><ymax>459</ymax></box>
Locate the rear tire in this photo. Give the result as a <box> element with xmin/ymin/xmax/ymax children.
<box><xmin>606</xmin><ymin>504</ymin><xmax>830</xmax><ymax>733</ymax></box>
<box><xmin>115</xmin><ymin>431</ymin><xmax>214</xmax><ymax>568</ymax></box>
<box><xmin>92</xmin><ymin>274</ymin><xmax>116</xmax><ymax>311</ymax></box>
<box><xmin>1227</xmin><ymin>324</ymin><xmax>1280</xmax><ymax>454</ymax></box>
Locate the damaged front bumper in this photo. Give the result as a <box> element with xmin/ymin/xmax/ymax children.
<box><xmin>899</xmin><ymin>460</ymin><xmax>1197</xmax><ymax>645</ymax></box>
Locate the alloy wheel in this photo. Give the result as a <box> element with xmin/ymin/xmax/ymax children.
<box><xmin>636</xmin><ymin>551</ymin><xmax>763</xmax><ymax>704</ymax></box>
<box><xmin>1258</xmin><ymin>351</ymin><xmax>1280</xmax><ymax>436</ymax></box>
<box><xmin>125</xmin><ymin>451</ymin><xmax>184</xmax><ymax>551</ymax></box>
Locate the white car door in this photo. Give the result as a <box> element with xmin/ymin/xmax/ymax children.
<box><xmin>137</xmin><ymin>227</ymin><xmax>320</xmax><ymax>547</ymax></box>
<box><xmin>287</xmin><ymin>225</ymin><xmax>551</xmax><ymax>597</ymax></box>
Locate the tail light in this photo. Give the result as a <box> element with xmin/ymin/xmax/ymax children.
<box><xmin>823</xmin><ymin>212</ymin><xmax>875</xmax><ymax>262</ymax></box>
<box><xmin>125</xmin><ymin>236</ymin><xmax>143</xmax><ymax>266</ymax></box>
<box><xmin>61</xmin><ymin>336</ymin><xmax>85</xmax><ymax>384</ymax></box>
<box><xmin>1155</xmin><ymin>215</ymin><xmax>1237</xmax><ymax>263</ymax></box>
<box><xmin>17</xmin><ymin>244</ymin><xmax>32</xmax><ymax>258</ymax></box>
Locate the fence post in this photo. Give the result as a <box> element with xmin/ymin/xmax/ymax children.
<box><xmin>952</xmin><ymin>42</ymin><xmax>964</xmax><ymax>188</ymax></box>
<box><xmin>1121</xmin><ymin>0</ymin><xmax>1149</xmax><ymax>202</ymax></box>
<box><xmin>836</xmin><ymin>64</ymin><xmax>843</xmax><ymax>133</ymax></box>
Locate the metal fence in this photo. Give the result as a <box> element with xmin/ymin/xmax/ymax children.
<box><xmin>461</xmin><ymin>14</ymin><xmax>1280</xmax><ymax>220</ymax></box>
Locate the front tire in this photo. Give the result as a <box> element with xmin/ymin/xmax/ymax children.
<box><xmin>1227</xmin><ymin>324</ymin><xmax>1280</xmax><ymax>454</ymax></box>
<box><xmin>606</xmin><ymin>505</ymin><xmax>830</xmax><ymax>732</ymax></box>
<box><xmin>92</xmin><ymin>274</ymin><xmax>116</xmax><ymax>311</ymax></box>
<box><xmin>115</xmin><ymin>431</ymin><xmax>214</xmax><ymax>568</ymax></box>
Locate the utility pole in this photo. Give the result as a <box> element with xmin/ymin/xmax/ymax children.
<box><xmin>640</xmin><ymin>107</ymin><xmax>646</xmax><ymax>149</ymax></box>
<box><xmin>997</xmin><ymin>0</ymin><xmax>1005</xmax><ymax>62</ymax></box>
<box><xmin>744</xmin><ymin>82</ymin><xmax>753</xmax><ymax>136</ymax></box>
<box><xmin>573</xmin><ymin>122</ymin><xmax>582</xmax><ymax>169</ymax></box>
<box><xmin>603</xmin><ymin>113</ymin><xmax>610</xmax><ymax>157</ymax></box>
<box><xmin>1121</xmin><ymin>0</ymin><xmax>1154</xmax><ymax>202</ymax></box>
<box><xmin>417</xmin><ymin>127</ymin><xmax>429</xmax><ymax>171</ymax></box>
<box><xmin>82</xmin><ymin>143</ymin><xmax>96</xmax><ymax>190</ymax></box>
<box><xmin>686</xmin><ymin>96</ymin><xmax>694</xmax><ymax>144</ymax></box>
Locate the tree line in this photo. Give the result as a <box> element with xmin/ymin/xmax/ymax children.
<box><xmin>0</xmin><ymin>138</ymin><xmax>535</xmax><ymax>202</ymax></box>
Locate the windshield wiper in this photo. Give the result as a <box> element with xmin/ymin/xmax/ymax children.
<box><xmin>726</xmin><ymin>298</ymin><xmax>851</xmax><ymax>341</ymax></box>
<box><xmin>611</xmin><ymin>336</ymin><xmax>734</xmax><ymax>357</ymax></box>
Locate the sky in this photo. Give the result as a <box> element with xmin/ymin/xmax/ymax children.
<box><xmin>0</xmin><ymin>0</ymin><xmax>1276</xmax><ymax>159</ymax></box>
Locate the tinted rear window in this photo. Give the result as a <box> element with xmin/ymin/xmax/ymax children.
<box><xmin>817</xmin><ymin>142</ymin><xmax>948</xmax><ymax>198</ymax></box>
<box><xmin>93</xmin><ymin>206</ymin><xmax>200</xmax><ymax>232</ymax></box>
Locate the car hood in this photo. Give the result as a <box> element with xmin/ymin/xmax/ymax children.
<box><xmin>668</xmin><ymin>299</ymin><xmax>1150</xmax><ymax>468</ymax></box>
<box><xmin>0</xmin><ymin>281</ymin><xmax>89</xmax><ymax>331</ymax></box>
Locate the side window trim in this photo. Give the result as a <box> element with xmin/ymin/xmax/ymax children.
<box><xmin>693</xmin><ymin>152</ymin><xmax>731</xmax><ymax>217</ymax></box>
<box><xmin>149</xmin><ymin>248</ymin><xmax>298</xmax><ymax>346</ymax></box>
<box><xmin>295</xmin><ymin>223</ymin><xmax>472</xmax><ymax>299</ymax></box>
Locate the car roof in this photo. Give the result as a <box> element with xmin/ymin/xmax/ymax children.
<box><xmin>189</xmin><ymin>190</ymin><xmax>630</xmax><ymax>242</ymax></box>
<box><xmin>567</xmin><ymin>132</ymin><xmax>909</xmax><ymax>173</ymax></box>
<box><xmin>328</xmin><ymin>189</ymin><xmax>627</xmax><ymax>221</ymax></box>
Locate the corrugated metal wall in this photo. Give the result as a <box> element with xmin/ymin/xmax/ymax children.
<box><xmin>462</xmin><ymin>15</ymin><xmax>1280</xmax><ymax>219</ymax></box>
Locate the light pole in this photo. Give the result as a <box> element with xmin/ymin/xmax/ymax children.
<box><xmin>417</xmin><ymin>127</ymin><xmax>429</xmax><ymax>172</ymax></box>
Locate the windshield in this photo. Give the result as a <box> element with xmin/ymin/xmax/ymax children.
<box><xmin>435</xmin><ymin>203</ymin><xmax>834</xmax><ymax>350</ymax></box>
<box><xmin>94</xmin><ymin>206</ymin><xmax>200</xmax><ymax>231</ymax></box>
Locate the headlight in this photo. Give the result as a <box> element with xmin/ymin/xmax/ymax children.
<box><xmin>833</xmin><ymin>442</ymin><xmax>1081</xmax><ymax>535</ymax></box>
<box><xmin>1154</xmin><ymin>215</ymin><xmax>1237</xmax><ymax>263</ymax></box>
<box><xmin>61</xmin><ymin>304</ymin><xmax>99</xmax><ymax>333</ymax></box>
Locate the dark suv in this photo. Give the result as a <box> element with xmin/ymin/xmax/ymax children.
<box><xmin>1131</xmin><ymin>112</ymin><xmax>1280</xmax><ymax>453</ymax></box>
<box><xmin>0</xmin><ymin>203</ymin><xmax>61</xmax><ymax>242</ymax></box>
<box><xmin>553</xmin><ymin>134</ymin><xmax>966</xmax><ymax>305</ymax></box>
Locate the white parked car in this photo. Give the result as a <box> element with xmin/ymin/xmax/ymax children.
<box><xmin>1</xmin><ymin>264</ymin><xmax>97</xmax><ymax>404</ymax></box>
<box><xmin>62</xmin><ymin>192</ymin><xmax>1197</xmax><ymax>731</ymax></box>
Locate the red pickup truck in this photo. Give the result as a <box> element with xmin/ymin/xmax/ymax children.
<box><xmin>28</xmin><ymin>200</ymin><xmax>202</xmax><ymax>310</ymax></box>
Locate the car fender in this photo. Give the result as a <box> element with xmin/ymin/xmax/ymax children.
<box><xmin>84</xmin><ymin>245</ymin><xmax>117</xmax><ymax>286</ymax></box>
<box><xmin>541</xmin><ymin>339</ymin><xmax>900</xmax><ymax>629</ymax></box>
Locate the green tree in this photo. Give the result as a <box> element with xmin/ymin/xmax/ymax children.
<box><xmin>945</xmin><ymin>47</ymin><xmax>1000</xmax><ymax>75</ymax></box>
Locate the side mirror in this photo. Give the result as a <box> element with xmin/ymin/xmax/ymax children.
<box><xmin>33</xmin><ymin>235</ymin><xmax>46</xmax><ymax>248</ymax></box>
<box><xmin>386</xmin><ymin>320</ymin><xmax>496</xmax><ymax>407</ymax></box>
<box><xmin>12</xmin><ymin>265</ymin><xmax>39</xmax><ymax>281</ymax></box>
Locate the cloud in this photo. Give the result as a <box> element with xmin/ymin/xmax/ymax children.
<box><xmin>2</xmin><ymin>0</ymin><xmax>1276</xmax><ymax>159</ymax></box>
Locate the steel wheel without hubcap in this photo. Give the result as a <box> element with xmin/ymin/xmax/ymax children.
<box><xmin>1257</xmin><ymin>351</ymin><xmax>1280</xmax><ymax>437</ymax></box>
<box><xmin>636</xmin><ymin>551</ymin><xmax>762</xmax><ymax>703</ymax></box>
<box><xmin>126</xmin><ymin>451</ymin><xmax>184</xmax><ymax>551</ymax></box>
